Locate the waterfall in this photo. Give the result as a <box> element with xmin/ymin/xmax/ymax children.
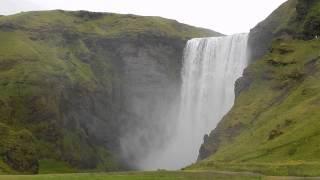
<box><xmin>140</xmin><ymin>33</ymin><xmax>249</xmax><ymax>170</ymax></box>
<box><xmin>176</xmin><ymin>33</ymin><xmax>249</xmax><ymax>166</ymax></box>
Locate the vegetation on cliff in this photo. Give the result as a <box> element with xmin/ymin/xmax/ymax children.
<box><xmin>194</xmin><ymin>0</ymin><xmax>320</xmax><ymax>176</ymax></box>
<box><xmin>0</xmin><ymin>10</ymin><xmax>220</xmax><ymax>174</ymax></box>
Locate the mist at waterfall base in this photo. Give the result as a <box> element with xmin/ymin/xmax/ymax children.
<box><xmin>120</xmin><ymin>34</ymin><xmax>249</xmax><ymax>170</ymax></box>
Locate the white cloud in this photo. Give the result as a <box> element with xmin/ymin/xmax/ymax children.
<box><xmin>0</xmin><ymin>0</ymin><xmax>288</xmax><ymax>34</ymax></box>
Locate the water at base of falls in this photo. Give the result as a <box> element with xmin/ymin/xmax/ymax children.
<box><xmin>140</xmin><ymin>33</ymin><xmax>249</xmax><ymax>170</ymax></box>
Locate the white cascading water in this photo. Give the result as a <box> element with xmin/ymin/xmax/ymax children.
<box><xmin>141</xmin><ymin>33</ymin><xmax>249</xmax><ymax>170</ymax></box>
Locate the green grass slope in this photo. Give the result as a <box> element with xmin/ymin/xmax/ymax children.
<box><xmin>0</xmin><ymin>171</ymin><xmax>263</xmax><ymax>180</ymax></box>
<box><xmin>192</xmin><ymin>0</ymin><xmax>320</xmax><ymax>177</ymax></box>
<box><xmin>0</xmin><ymin>10</ymin><xmax>221</xmax><ymax>174</ymax></box>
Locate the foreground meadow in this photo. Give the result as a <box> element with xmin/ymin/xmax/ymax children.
<box><xmin>0</xmin><ymin>170</ymin><xmax>265</xmax><ymax>180</ymax></box>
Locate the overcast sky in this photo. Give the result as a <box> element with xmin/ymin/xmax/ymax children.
<box><xmin>0</xmin><ymin>0</ymin><xmax>287</xmax><ymax>35</ymax></box>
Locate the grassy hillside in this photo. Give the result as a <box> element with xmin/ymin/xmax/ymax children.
<box><xmin>0</xmin><ymin>10</ymin><xmax>220</xmax><ymax>39</ymax></box>
<box><xmin>0</xmin><ymin>10</ymin><xmax>221</xmax><ymax>174</ymax></box>
<box><xmin>193</xmin><ymin>0</ymin><xmax>320</xmax><ymax>177</ymax></box>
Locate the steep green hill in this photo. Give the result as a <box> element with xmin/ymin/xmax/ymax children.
<box><xmin>193</xmin><ymin>0</ymin><xmax>320</xmax><ymax>177</ymax></box>
<box><xmin>0</xmin><ymin>10</ymin><xmax>221</xmax><ymax>174</ymax></box>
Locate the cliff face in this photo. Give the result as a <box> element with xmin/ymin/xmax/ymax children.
<box><xmin>0</xmin><ymin>10</ymin><xmax>221</xmax><ymax>174</ymax></box>
<box><xmin>195</xmin><ymin>0</ymin><xmax>320</xmax><ymax>176</ymax></box>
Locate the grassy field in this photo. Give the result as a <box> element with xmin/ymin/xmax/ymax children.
<box><xmin>0</xmin><ymin>171</ymin><xmax>267</xmax><ymax>180</ymax></box>
<box><xmin>0</xmin><ymin>170</ymin><xmax>317</xmax><ymax>180</ymax></box>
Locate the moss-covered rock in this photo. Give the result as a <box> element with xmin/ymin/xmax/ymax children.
<box><xmin>0</xmin><ymin>123</ymin><xmax>38</xmax><ymax>174</ymax></box>
<box><xmin>3</xmin><ymin>130</ymin><xmax>38</xmax><ymax>174</ymax></box>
